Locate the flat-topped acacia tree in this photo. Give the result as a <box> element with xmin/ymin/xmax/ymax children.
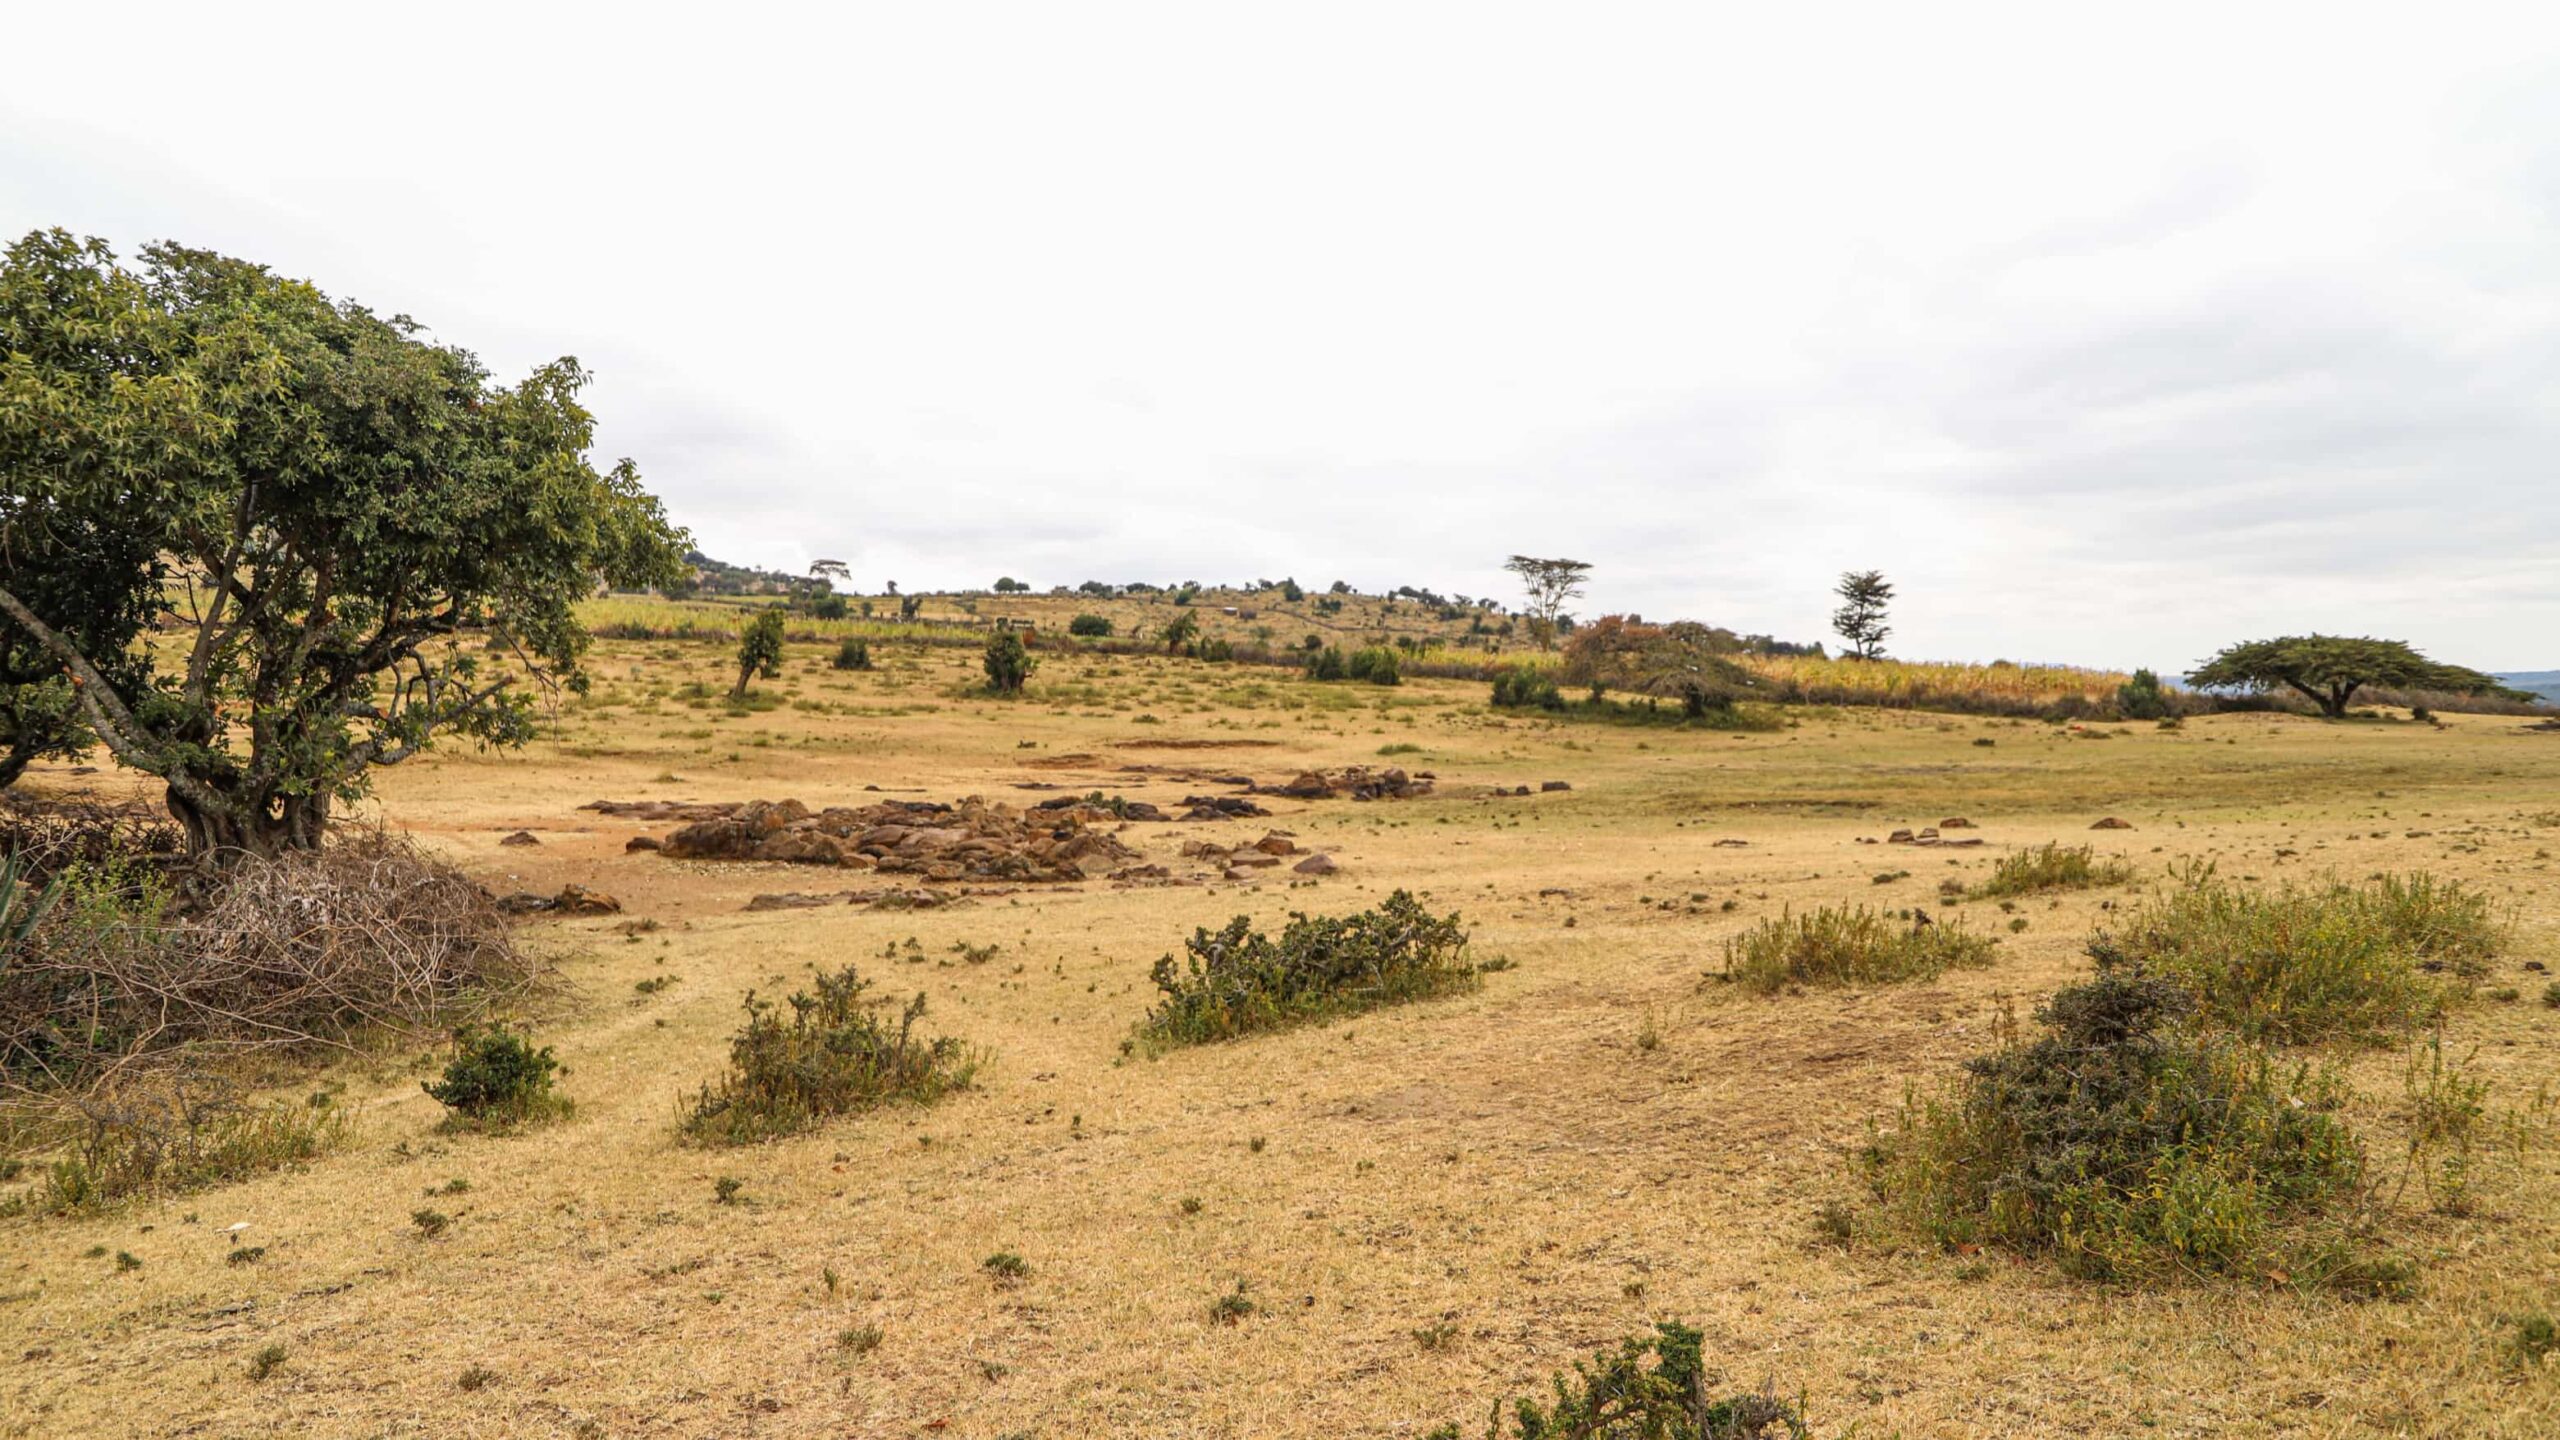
<box><xmin>0</xmin><ymin>230</ymin><xmax>688</xmax><ymax>858</ymax></box>
<box><xmin>2189</xmin><ymin>635</ymin><xmax>2516</xmax><ymax>719</ymax></box>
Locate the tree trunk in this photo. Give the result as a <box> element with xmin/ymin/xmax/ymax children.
<box><xmin>167</xmin><ymin>785</ymin><xmax>331</xmax><ymax>862</ymax></box>
<box><xmin>0</xmin><ymin>742</ymin><xmax>32</xmax><ymax>790</ymax></box>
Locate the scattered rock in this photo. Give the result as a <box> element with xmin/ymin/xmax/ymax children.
<box><xmin>745</xmin><ymin>892</ymin><xmax>844</xmax><ymax>911</ymax></box>
<box><xmin>498</xmin><ymin>830</ymin><xmax>540</xmax><ymax>847</ymax></box>
<box><xmin>1886</xmin><ymin>829</ymin><xmax>1916</xmax><ymax>844</ymax></box>
<box><xmin>496</xmin><ymin>884</ymin><xmax>624</xmax><ymax>917</ymax></box>
<box><xmin>1251</xmin><ymin>767</ymin><xmax>1433</xmax><ymax>802</ymax></box>
<box><xmin>1180</xmin><ymin>795</ymin><xmax>1269</xmax><ymax>820</ymax></box>
<box><xmin>1541</xmin><ymin>781</ymin><xmax>1572</xmax><ymax>792</ymax></box>
<box><xmin>1250</xmin><ymin>832</ymin><xmax>1299</xmax><ymax>856</ymax></box>
<box><xmin>624</xmin><ymin>835</ymin><xmax>662</xmax><ymax>852</ymax></box>
<box><xmin>579</xmin><ymin>799</ymin><xmax>739</xmax><ymax>822</ymax></box>
<box><xmin>1292</xmin><ymin>853</ymin><xmax>1339</xmax><ymax>875</ymax></box>
<box><xmin>1711</xmin><ymin>838</ymin><xmax>1750</xmax><ymax>848</ymax></box>
<box><xmin>552</xmin><ymin>884</ymin><xmax>622</xmax><ymax>916</ymax></box>
<box><xmin>1939</xmin><ymin>817</ymin><xmax>1975</xmax><ymax>829</ymax></box>
<box><xmin>2090</xmin><ymin>817</ymin><xmax>2135</xmax><ymax>830</ymax></box>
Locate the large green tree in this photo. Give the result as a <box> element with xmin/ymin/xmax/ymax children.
<box><xmin>2188</xmin><ymin>635</ymin><xmax>2516</xmax><ymax>719</ymax></box>
<box><xmin>0</xmin><ymin>230</ymin><xmax>688</xmax><ymax>857</ymax></box>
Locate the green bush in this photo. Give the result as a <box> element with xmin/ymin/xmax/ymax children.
<box><xmin>1068</xmin><ymin>613</ymin><xmax>1113</xmax><ymax>638</ymax></box>
<box><xmin>831</xmin><ymin>637</ymin><xmax>872</xmax><ymax>671</ymax></box>
<box><xmin>732</xmin><ymin>609</ymin><xmax>785</xmax><ymax>698</ymax></box>
<box><xmin>2115</xmin><ymin>667</ymin><xmax>2173</xmax><ymax>720</ymax></box>
<box><xmin>1969</xmin><ymin>842</ymin><xmax>2133</xmax><ymax>898</ymax></box>
<box><xmin>1136</xmin><ymin>891</ymin><xmax>1480</xmax><ymax>1050</ymax></box>
<box><xmin>1862</xmin><ymin>972</ymin><xmax>2390</xmax><ymax>1290</ymax></box>
<box><xmin>2099</xmin><ymin>871</ymin><xmax>2498</xmax><ymax>1044</ymax></box>
<box><xmin>982</xmin><ymin>632</ymin><xmax>1037</xmax><ymax>694</ymax></box>
<box><xmin>681</xmin><ymin>966</ymin><xmax>977</xmax><ymax>1145</ymax></box>
<box><xmin>1345</xmin><ymin>646</ymin><xmax>1401</xmax><ymax>686</ymax></box>
<box><xmin>1489</xmin><ymin>667</ymin><xmax>1563</xmax><ymax>711</ymax></box>
<box><xmin>1305</xmin><ymin>645</ymin><xmax>1348</xmax><ymax>682</ymax></box>
<box><xmin>1429</xmin><ymin>1321</ymin><xmax>1809</xmax><ymax>1439</ymax></box>
<box><xmin>1717</xmin><ymin>907</ymin><xmax>1995</xmax><ymax>993</ymax></box>
<box><xmin>423</xmin><ymin>1026</ymin><xmax>569</xmax><ymax>1130</ymax></box>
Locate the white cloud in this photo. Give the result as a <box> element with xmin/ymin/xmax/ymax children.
<box><xmin>5</xmin><ymin>1</ymin><xmax>2558</xmax><ymax>670</ymax></box>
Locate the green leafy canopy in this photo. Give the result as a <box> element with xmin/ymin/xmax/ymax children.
<box><xmin>0</xmin><ymin>229</ymin><xmax>688</xmax><ymax>853</ymax></box>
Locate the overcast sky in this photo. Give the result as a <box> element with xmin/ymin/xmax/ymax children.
<box><xmin>5</xmin><ymin>3</ymin><xmax>2556</xmax><ymax>671</ymax></box>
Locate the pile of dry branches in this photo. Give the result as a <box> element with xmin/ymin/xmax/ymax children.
<box><xmin>2</xmin><ymin>828</ymin><xmax>531</xmax><ymax>1090</ymax></box>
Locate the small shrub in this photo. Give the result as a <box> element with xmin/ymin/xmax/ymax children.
<box><xmin>41</xmin><ymin>1079</ymin><xmax>349</xmax><ymax>1214</ymax></box>
<box><xmin>2116</xmin><ymin>668</ymin><xmax>2173</xmax><ymax>720</ymax></box>
<box><xmin>839</xmin><ymin>1324</ymin><xmax>884</xmax><ymax>1356</ymax></box>
<box><xmin>412</xmin><ymin>1208</ymin><xmax>451</xmax><ymax>1238</ymax></box>
<box><xmin>2513</xmin><ymin>1313</ymin><xmax>2559</xmax><ymax>1368</ymax></box>
<box><xmin>457</xmin><ymin>1365</ymin><xmax>498</xmax><ymax>1391</ymax></box>
<box><xmin>1304</xmin><ymin>646</ymin><xmax>1348</xmax><ymax>682</ymax></box>
<box><xmin>1717</xmin><ymin>908</ymin><xmax>1994</xmax><ymax>994</ymax></box>
<box><xmin>1863</xmin><ymin>973</ymin><xmax>2384</xmax><ymax>1289</ymax></box>
<box><xmin>680</xmin><ymin>966</ymin><xmax>978</xmax><ymax>1145</ymax></box>
<box><xmin>1969</xmin><ymin>843</ymin><xmax>2132</xmax><ymax>898</ymax></box>
<box><xmin>423</xmin><ymin>1026</ymin><xmax>568</xmax><ymax>1130</ymax></box>
<box><xmin>2099</xmin><ymin>871</ymin><xmax>2498</xmax><ymax>1044</ymax></box>
<box><xmin>1443</xmin><ymin>1321</ymin><xmax>1809</xmax><ymax>1438</ymax></box>
<box><xmin>982</xmin><ymin>633</ymin><xmax>1037</xmax><ymax>694</ymax></box>
<box><xmin>983</xmin><ymin>1250</ymin><xmax>1030</xmax><ymax>1284</ymax></box>
<box><xmin>247</xmin><ymin>1344</ymin><xmax>288</xmax><ymax>1382</ymax></box>
<box><xmin>1489</xmin><ymin>667</ymin><xmax>1564</xmax><ymax>711</ymax></box>
<box><xmin>1345</xmin><ymin>646</ymin><xmax>1401</xmax><ymax>686</ymax></box>
<box><xmin>832</xmin><ymin>638</ymin><xmax>873</xmax><ymax>671</ymax></box>
<box><xmin>1209</xmin><ymin>1280</ymin><xmax>1256</xmax><ymax>1325</ymax></box>
<box><xmin>1135</xmin><ymin>891</ymin><xmax>1479</xmax><ymax>1049</ymax></box>
<box><xmin>1068</xmin><ymin>614</ymin><xmax>1113</xmax><ymax>638</ymax></box>
<box><xmin>713</xmin><ymin>1175</ymin><xmax>743</xmax><ymax>1204</ymax></box>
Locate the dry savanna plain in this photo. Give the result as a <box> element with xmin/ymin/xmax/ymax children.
<box><xmin>5</xmin><ymin>636</ymin><xmax>2559</xmax><ymax>1439</ymax></box>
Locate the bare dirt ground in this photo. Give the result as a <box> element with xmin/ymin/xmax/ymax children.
<box><xmin>5</xmin><ymin>642</ymin><xmax>2557</xmax><ymax>1438</ymax></box>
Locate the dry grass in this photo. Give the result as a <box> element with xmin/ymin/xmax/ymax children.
<box><xmin>2</xmin><ymin>639</ymin><xmax>2557</xmax><ymax>1437</ymax></box>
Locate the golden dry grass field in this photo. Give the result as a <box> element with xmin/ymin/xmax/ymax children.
<box><xmin>5</xmin><ymin>639</ymin><xmax>2559</xmax><ymax>1438</ymax></box>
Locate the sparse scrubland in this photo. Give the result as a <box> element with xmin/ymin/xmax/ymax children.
<box><xmin>4</xmin><ymin>629</ymin><xmax>2559</xmax><ymax>1438</ymax></box>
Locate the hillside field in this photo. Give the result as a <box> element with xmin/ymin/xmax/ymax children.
<box><xmin>4</xmin><ymin>637</ymin><xmax>2558</xmax><ymax>1438</ymax></box>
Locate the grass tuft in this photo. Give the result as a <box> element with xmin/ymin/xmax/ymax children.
<box><xmin>1968</xmin><ymin>842</ymin><xmax>2132</xmax><ymax>898</ymax></box>
<box><xmin>2096</xmin><ymin>870</ymin><xmax>2499</xmax><ymax>1044</ymax></box>
<box><xmin>1716</xmin><ymin>907</ymin><xmax>1994</xmax><ymax>993</ymax></box>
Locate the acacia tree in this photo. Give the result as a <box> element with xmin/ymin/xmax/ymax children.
<box><xmin>0</xmin><ymin>230</ymin><xmax>688</xmax><ymax>857</ymax></box>
<box><xmin>2189</xmin><ymin>636</ymin><xmax>2513</xmax><ymax>719</ymax></box>
<box><xmin>1831</xmin><ymin>570</ymin><xmax>1893</xmax><ymax>660</ymax></box>
<box><xmin>1160</xmin><ymin>609</ymin><xmax>1201</xmax><ymax>654</ymax></box>
<box><xmin>1504</xmin><ymin>555</ymin><xmax>1591</xmax><ymax>650</ymax></box>
<box><xmin>732</xmin><ymin>610</ymin><xmax>785</xmax><ymax>698</ymax></box>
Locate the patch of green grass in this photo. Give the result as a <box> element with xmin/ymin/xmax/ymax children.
<box><xmin>2097</xmin><ymin>871</ymin><xmax>2499</xmax><ymax>1044</ymax></box>
<box><xmin>1715</xmin><ymin>907</ymin><xmax>1995</xmax><ymax>993</ymax></box>
<box><xmin>1968</xmin><ymin>842</ymin><xmax>2133</xmax><ymax>898</ymax></box>
<box><xmin>41</xmin><ymin>1094</ymin><xmax>349</xmax><ymax>1215</ymax></box>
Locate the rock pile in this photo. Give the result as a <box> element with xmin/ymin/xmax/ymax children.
<box><xmin>615</xmin><ymin>797</ymin><xmax>1139</xmax><ymax>882</ymax></box>
<box><xmin>1255</xmin><ymin>767</ymin><xmax>1434</xmax><ymax>801</ymax></box>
